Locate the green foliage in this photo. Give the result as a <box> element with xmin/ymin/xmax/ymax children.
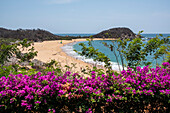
<box><xmin>0</xmin><ymin>39</ymin><xmax>37</xmax><ymax>65</ymax></box>
<box><xmin>31</xmin><ymin>59</ymin><xmax>63</xmax><ymax>76</ymax></box>
<box><xmin>0</xmin><ymin>65</ymin><xmax>14</xmax><ymax>77</ymax></box>
<box><xmin>0</xmin><ymin>44</ymin><xmax>14</xmax><ymax>65</ymax></box>
<box><xmin>43</xmin><ymin>59</ymin><xmax>57</xmax><ymax>68</ymax></box>
<box><xmin>0</xmin><ymin>64</ymin><xmax>38</xmax><ymax>78</ymax></box>
<box><xmin>64</xmin><ymin>63</ymin><xmax>77</xmax><ymax>73</ymax></box>
<box><xmin>117</xmin><ymin>37</ymin><xmax>147</xmax><ymax>69</ymax></box>
<box><xmin>0</xmin><ymin>39</ymin><xmax>38</xmax><ymax>77</ymax></box>
<box><xmin>15</xmin><ymin>39</ymin><xmax>38</xmax><ymax>62</ymax></box>
<box><xmin>0</xmin><ymin>59</ymin><xmax>63</xmax><ymax>78</ymax></box>
<box><xmin>0</xmin><ymin>38</ymin><xmax>17</xmax><ymax>44</ymax></box>
<box><xmin>111</xmin><ymin>32</ymin><xmax>170</xmax><ymax>69</ymax></box>
<box><xmin>75</xmin><ymin>32</ymin><xmax>170</xmax><ymax>72</ymax></box>
<box><xmin>103</xmin><ymin>40</ymin><xmax>125</xmax><ymax>73</ymax></box>
<box><xmin>74</xmin><ymin>39</ymin><xmax>112</xmax><ymax>73</ymax></box>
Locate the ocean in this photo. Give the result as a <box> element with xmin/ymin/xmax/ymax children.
<box><xmin>59</xmin><ymin>34</ymin><xmax>170</xmax><ymax>71</ymax></box>
<box><xmin>55</xmin><ymin>34</ymin><xmax>94</xmax><ymax>37</ymax></box>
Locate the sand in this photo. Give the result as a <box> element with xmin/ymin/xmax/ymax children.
<box><xmin>32</xmin><ymin>38</ymin><xmax>116</xmax><ymax>75</ymax></box>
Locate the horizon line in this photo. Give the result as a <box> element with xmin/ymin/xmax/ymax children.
<box><xmin>54</xmin><ymin>32</ymin><xmax>170</xmax><ymax>34</ymax></box>
<box><xmin>1</xmin><ymin>26</ymin><xmax>170</xmax><ymax>34</ymax></box>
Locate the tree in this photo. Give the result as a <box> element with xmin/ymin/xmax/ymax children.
<box><xmin>74</xmin><ymin>38</ymin><xmax>112</xmax><ymax>73</ymax></box>
<box><xmin>0</xmin><ymin>39</ymin><xmax>37</xmax><ymax>65</ymax></box>
<box><xmin>75</xmin><ymin>32</ymin><xmax>170</xmax><ymax>72</ymax></box>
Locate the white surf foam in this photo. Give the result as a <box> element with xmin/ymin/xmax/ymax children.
<box><xmin>61</xmin><ymin>42</ymin><xmax>126</xmax><ymax>71</ymax></box>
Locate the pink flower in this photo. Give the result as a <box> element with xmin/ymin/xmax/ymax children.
<box><xmin>35</xmin><ymin>101</ymin><xmax>41</xmax><ymax>104</ymax></box>
<box><xmin>162</xmin><ymin>62</ymin><xmax>170</xmax><ymax>67</ymax></box>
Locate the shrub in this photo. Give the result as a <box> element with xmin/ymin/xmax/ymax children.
<box><xmin>0</xmin><ymin>62</ymin><xmax>169</xmax><ymax>112</ymax></box>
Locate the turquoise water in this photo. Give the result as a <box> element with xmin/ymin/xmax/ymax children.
<box><xmin>56</xmin><ymin>34</ymin><xmax>94</xmax><ymax>37</ymax></box>
<box><xmin>61</xmin><ymin>34</ymin><xmax>170</xmax><ymax>70</ymax></box>
<box><xmin>56</xmin><ymin>33</ymin><xmax>170</xmax><ymax>38</ymax></box>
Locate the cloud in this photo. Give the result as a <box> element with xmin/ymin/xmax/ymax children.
<box><xmin>48</xmin><ymin>0</ymin><xmax>79</xmax><ymax>4</ymax></box>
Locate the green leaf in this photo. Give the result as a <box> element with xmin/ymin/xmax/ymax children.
<box><xmin>159</xmin><ymin>34</ymin><xmax>163</xmax><ymax>37</ymax></box>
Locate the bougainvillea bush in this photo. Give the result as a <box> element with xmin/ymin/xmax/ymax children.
<box><xmin>0</xmin><ymin>62</ymin><xmax>169</xmax><ymax>112</ymax></box>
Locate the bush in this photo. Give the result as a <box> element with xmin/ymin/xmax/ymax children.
<box><xmin>0</xmin><ymin>62</ymin><xmax>169</xmax><ymax>112</ymax></box>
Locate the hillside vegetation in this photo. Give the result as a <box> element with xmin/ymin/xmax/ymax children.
<box><xmin>0</xmin><ymin>28</ymin><xmax>61</xmax><ymax>42</ymax></box>
<box><xmin>93</xmin><ymin>27</ymin><xmax>137</xmax><ymax>40</ymax></box>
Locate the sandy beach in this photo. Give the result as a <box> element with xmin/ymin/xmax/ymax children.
<box><xmin>33</xmin><ymin>38</ymin><xmax>116</xmax><ymax>75</ymax></box>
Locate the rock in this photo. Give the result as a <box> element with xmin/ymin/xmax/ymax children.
<box><xmin>20</xmin><ymin>61</ymin><xmax>30</xmax><ymax>66</ymax></box>
<box><xmin>31</xmin><ymin>59</ymin><xmax>45</xmax><ymax>70</ymax></box>
<box><xmin>3</xmin><ymin>57</ymin><xmax>19</xmax><ymax>66</ymax></box>
<box><xmin>93</xmin><ymin>27</ymin><xmax>136</xmax><ymax>40</ymax></box>
<box><xmin>31</xmin><ymin>59</ymin><xmax>44</xmax><ymax>67</ymax></box>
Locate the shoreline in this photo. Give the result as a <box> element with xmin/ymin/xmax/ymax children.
<box><xmin>33</xmin><ymin>38</ymin><xmax>117</xmax><ymax>75</ymax></box>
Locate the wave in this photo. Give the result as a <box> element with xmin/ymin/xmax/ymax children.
<box><xmin>61</xmin><ymin>42</ymin><xmax>125</xmax><ymax>71</ymax></box>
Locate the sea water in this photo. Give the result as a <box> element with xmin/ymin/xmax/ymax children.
<box><xmin>60</xmin><ymin>34</ymin><xmax>170</xmax><ymax>71</ymax></box>
<box><xmin>56</xmin><ymin>34</ymin><xmax>94</xmax><ymax>37</ymax></box>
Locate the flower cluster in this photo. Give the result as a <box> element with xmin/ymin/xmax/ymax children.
<box><xmin>0</xmin><ymin>62</ymin><xmax>169</xmax><ymax>112</ymax></box>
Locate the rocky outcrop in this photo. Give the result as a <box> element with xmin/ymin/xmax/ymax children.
<box><xmin>0</xmin><ymin>27</ymin><xmax>61</xmax><ymax>42</ymax></box>
<box><xmin>4</xmin><ymin>57</ymin><xmax>45</xmax><ymax>69</ymax></box>
<box><xmin>93</xmin><ymin>27</ymin><xmax>136</xmax><ymax>40</ymax></box>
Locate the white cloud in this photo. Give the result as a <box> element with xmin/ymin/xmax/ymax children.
<box><xmin>48</xmin><ymin>0</ymin><xmax>79</xmax><ymax>4</ymax></box>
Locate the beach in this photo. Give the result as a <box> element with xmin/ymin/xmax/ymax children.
<box><xmin>32</xmin><ymin>38</ymin><xmax>116</xmax><ymax>75</ymax></box>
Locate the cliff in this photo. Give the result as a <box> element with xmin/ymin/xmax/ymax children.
<box><xmin>93</xmin><ymin>27</ymin><xmax>136</xmax><ymax>40</ymax></box>
<box><xmin>0</xmin><ymin>28</ymin><xmax>61</xmax><ymax>42</ymax></box>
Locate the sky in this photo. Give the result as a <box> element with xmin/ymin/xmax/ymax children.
<box><xmin>0</xmin><ymin>0</ymin><xmax>170</xmax><ymax>34</ymax></box>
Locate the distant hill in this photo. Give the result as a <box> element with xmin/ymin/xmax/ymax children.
<box><xmin>93</xmin><ymin>27</ymin><xmax>136</xmax><ymax>40</ymax></box>
<box><xmin>0</xmin><ymin>28</ymin><xmax>61</xmax><ymax>42</ymax></box>
<box><xmin>0</xmin><ymin>27</ymin><xmax>138</xmax><ymax>41</ymax></box>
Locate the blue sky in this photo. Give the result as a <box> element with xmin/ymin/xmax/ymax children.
<box><xmin>0</xmin><ymin>0</ymin><xmax>170</xmax><ymax>33</ymax></box>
